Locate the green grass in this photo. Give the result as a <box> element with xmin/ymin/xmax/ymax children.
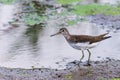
<box><xmin>67</xmin><ymin>20</ymin><xmax>77</xmax><ymax>25</ymax></box>
<box><xmin>24</xmin><ymin>14</ymin><xmax>47</xmax><ymax>25</ymax></box>
<box><xmin>99</xmin><ymin>78</ymin><xmax>120</xmax><ymax>80</ymax></box>
<box><xmin>1</xmin><ymin>0</ymin><xmax>17</xmax><ymax>4</ymax></box>
<box><xmin>112</xmin><ymin>78</ymin><xmax>120</xmax><ymax>80</ymax></box>
<box><xmin>72</xmin><ymin>4</ymin><xmax>120</xmax><ymax>16</ymax></box>
<box><xmin>57</xmin><ymin>0</ymin><xmax>82</xmax><ymax>5</ymax></box>
<box><xmin>57</xmin><ymin>0</ymin><xmax>120</xmax><ymax>16</ymax></box>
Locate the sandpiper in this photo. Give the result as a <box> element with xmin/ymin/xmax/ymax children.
<box><xmin>50</xmin><ymin>28</ymin><xmax>111</xmax><ymax>66</ymax></box>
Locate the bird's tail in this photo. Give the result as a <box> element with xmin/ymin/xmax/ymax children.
<box><xmin>99</xmin><ymin>33</ymin><xmax>111</xmax><ymax>40</ymax></box>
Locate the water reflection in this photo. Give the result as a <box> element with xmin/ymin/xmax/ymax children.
<box><xmin>25</xmin><ymin>23</ymin><xmax>43</xmax><ymax>44</ymax></box>
<box><xmin>24</xmin><ymin>23</ymin><xmax>44</xmax><ymax>57</ymax></box>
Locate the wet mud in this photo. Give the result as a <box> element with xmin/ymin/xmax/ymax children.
<box><xmin>0</xmin><ymin>59</ymin><xmax>119</xmax><ymax>80</ymax></box>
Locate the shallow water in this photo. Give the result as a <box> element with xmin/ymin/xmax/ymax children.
<box><xmin>0</xmin><ymin>24</ymin><xmax>120</xmax><ymax>69</ymax></box>
<box><xmin>0</xmin><ymin>4</ymin><xmax>120</xmax><ymax>69</ymax></box>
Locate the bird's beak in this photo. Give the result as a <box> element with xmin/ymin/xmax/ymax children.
<box><xmin>50</xmin><ymin>31</ymin><xmax>61</xmax><ymax>37</ymax></box>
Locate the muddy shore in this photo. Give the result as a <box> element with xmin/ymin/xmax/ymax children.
<box><xmin>0</xmin><ymin>59</ymin><xmax>119</xmax><ymax>80</ymax></box>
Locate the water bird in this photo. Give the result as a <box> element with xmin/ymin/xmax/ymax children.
<box><xmin>50</xmin><ymin>28</ymin><xmax>111</xmax><ymax>66</ymax></box>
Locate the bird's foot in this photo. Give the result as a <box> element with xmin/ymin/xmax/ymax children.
<box><xmin>75</xmin><ymin>61</ymin><xmax>81</xmax><ymax>69</ymax></box>
<box><xmin>77</xmin><ymin>64</ymin><xmax>81</xmax><ymax>70</ymax></box>
<box><xmin>83</xmin><ymin>62</ymin><xmax>91</xmax><ymax>66</ymax></box>
<box><xmin>77</xmin><ymin>61</ymin><xmax>82</xmax><ymax>67</ymax></box>
<box><xmin>79</xmin><ymin>60</ymin><xmax>83</xmax><ymax>66</ymax></box>
<box><xmin>79</xmin><ymin>61</ymin><xmax>82</xmax><ymax>63</ymax></box>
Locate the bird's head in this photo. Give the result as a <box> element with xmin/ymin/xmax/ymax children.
<box><xmin>50</xmin><ymin>28</ymin><xmax>69</xmax><ymax>37</ymax></box>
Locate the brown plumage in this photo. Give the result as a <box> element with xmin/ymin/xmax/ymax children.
<box><xmin>60</xmin><ymin>28</ymin><xmax>111</xmax><ymax>44</ymax></box>
<box><xmin>68</xmin><ymin>33</ymin><xmax>111</xmax><ymax>44</ymax></box>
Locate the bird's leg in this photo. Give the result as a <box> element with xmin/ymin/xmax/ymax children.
<box><xmin>80</xmin><ymin>50</ymin><xmax>84</xmax><ymax>63</ymax></box>
<box><xmin>78</xmin><ymin>50</ymin><xmax>84</xmax><ymax>69</ymax></box>
<box><xmin>77</xmin><ymin>50</ymin><xmax>84</xmax><ymax>68</ymax></box>
<box><xmin>87</xmin><ymin>49</ymin><xmax>91</xmax><ymax>66</ymax></box>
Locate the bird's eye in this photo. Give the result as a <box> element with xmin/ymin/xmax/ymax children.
<box><xmin>60</xmin><ymin>29</ymin><xmax>64</xmax><ymax>32</ymax></box>
<box><xmin>62</xmin><ymin>29</ymin><xmax>64</xmax><ymax>32</ymax></box>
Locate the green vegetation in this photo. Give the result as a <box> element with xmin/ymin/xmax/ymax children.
<box><xmin>57</xmin><ymin>0</ymin><xmax>82</xmax><ymax>5</ymax></box>
<box><xmin>56</xmin><ymin>0</ymin><xmax>120</xmax><ymax>26</ymax></box>
<box><xmin>22</xmin><ymin>1</ymin><xmax>48</xmax><ymax>25</ymax></box>
<box><xmin>112</xmin><ymin>78</ymin><xmax>120</xmax><ymax>80</ymax></box>
<box><xmin>99</xmin><ymin>77</ymin><xmax>120</xmax><ymax>80</ymax></box>
<box><xmin>2</xmin><ymin>0</ymin><xmax>120</xmax><ymax>25</ymax></box>
<box><xmin>57</xmin><ymin>0</ymin><xmax>120</xmax><ymax>16</ymax></box>
<box><xmin>72</xmin><ymin>4</ymin><xmax>120</xmax><ymax>16</ymax></box>
<box><xmin>1</xmin><ymin>0</ymin><xmax>17</xmax><ymax>4</ymax></box>
<box><xmin>67</xmin><ymin>20</ymin><xmax>77</xmax><ymax>26</ymax></box>
<box><xmin>65</xmin><ymin>74</ymin><xmax>72</xmax><ymax>80</ymax></box>
<box><xmin>24</xmin><ymin>14</ymin><xmax>47</xmax><ymax>25</ymax></box>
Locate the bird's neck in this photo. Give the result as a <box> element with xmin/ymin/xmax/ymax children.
<box><xmin>63</xmin><ymin>32</ymin><xmax>71</xmax><ymax>40</ymax></box>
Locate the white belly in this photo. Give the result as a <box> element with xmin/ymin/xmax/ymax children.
<box><xmin>68</xmin><ymin>42</ymin><xmax>98</xmax><ymax>50</ymax></box>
